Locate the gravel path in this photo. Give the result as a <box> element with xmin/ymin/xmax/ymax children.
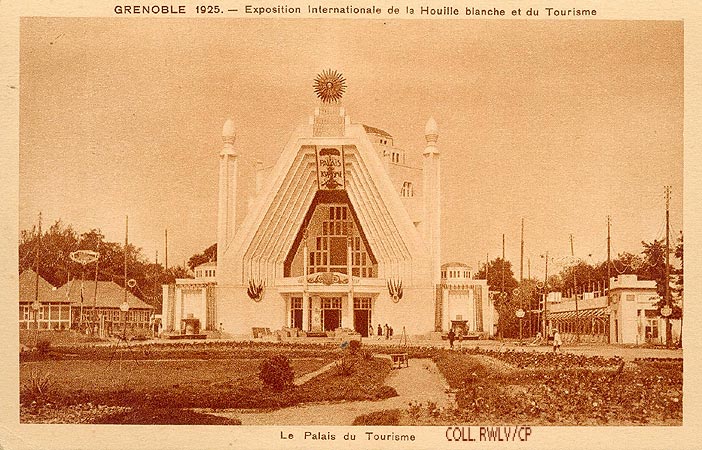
<box><xmin>201</xmin><ymin>357</ymin><xmax>452</xmax><ymax>425</ymax></box>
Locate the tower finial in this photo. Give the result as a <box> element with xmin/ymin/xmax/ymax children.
<box><xmin>314</xmin><ymin>69</ymin><xmax>346</xmax><ymax>103</ymax></box>
<box><xmin>222</xmin><ymin>118</ymin><xmax>236</xmax><ymax>144</ymax></box>
<box><xmin>425</xmin><ymin>117</ymin><xmax>438</xmax><ymax>144</ymax></box>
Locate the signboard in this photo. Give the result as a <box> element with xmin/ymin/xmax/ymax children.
<box><xmin>69</xmin><ymin>250</ymin><xmax>100</xmax><ymax>265</ymax></box>
<box><xmin>315</xmin><ymin>147</ymin><xmax>345</xmax><ymax>190</ymax></box>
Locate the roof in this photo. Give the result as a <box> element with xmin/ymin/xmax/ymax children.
<box><xmin>442</xmin><ymin>262</ymin><xmax>471</xmax><ymax>269</ymax></box>
<box><xmin>56</xmin><ymin>280</ymin><xmax>154</xmax><ymax>309</ymax></box>
<box><xmin>19</xmin><ymin>270</ymin><xmax>64</xmax><ymax>303</ymax></box>
<box><xmin>195</xmin><ymin>261</ymin><xmax>217</xmax><ymax>268</ymax></box>
<box><xmin>362</xmin><ymin>124</ymin><xmax>393</xmax><ymax>139</ymax></box>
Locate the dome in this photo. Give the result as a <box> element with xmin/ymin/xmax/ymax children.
<box><xmin>424</xmin><ymin>117</ymin><xmax>438</xmax><ymax>138</ymax></box>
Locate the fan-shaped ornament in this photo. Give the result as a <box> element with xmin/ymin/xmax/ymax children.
<box><xmin>70</xmin><ymin>250</ymin><xmax>100</xmax><ymax>266</ymax></box>
<box><xmin>314</xmin><ymin>70</ymin><xmax>346</xmax><ymax>103</ymax></box>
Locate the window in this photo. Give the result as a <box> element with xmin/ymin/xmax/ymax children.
<box><xmin>321</xmin><ymin>298</ymin><xmax>342</xmax><ymax>309</ymax></box>
<box><xmin>645</xmin><ymin>318</ymin><xmax>659</xmax><ymax>339</ymax></box>
<box><xmin>290</xmin><ymin>297</ymin><xmax>303</xmax><ymax>328</ymax></box>
<box><xmin>401</xmin><ymin>182</ymin><xmax>414</xmax><ymax>198</ymax></box>
<box><xmin>626</xmin><ymin>294</ymin><xmax>636</xmax><ymax>301</ymax></box>
<box><xmin>306</xmin><ymin>205</ymin><xmax>376</xmax><ymax>278</ymax></box>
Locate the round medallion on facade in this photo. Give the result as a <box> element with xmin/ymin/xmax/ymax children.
<box><xmin>314</xmin><ymin>69</ymin><xmax>346</xmax><ymax>103</ymax></box>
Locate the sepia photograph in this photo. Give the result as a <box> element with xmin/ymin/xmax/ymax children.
<box><xmin>11</xmin><ymin>10</ymin><xmax>689</xmax><ymax>444</ymax></box>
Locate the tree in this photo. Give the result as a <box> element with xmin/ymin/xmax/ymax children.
<box><xmin>674</xmin><ymin>231</ymin><xmax>683</xmax><ymax>299</ymax></box>
<box><xmin>19</xmin><ymin>220</ymin><xmax>80</xmax><ymax>287</ymax></box>
<box><xmin>475</xmin><ymin>257</ymin><xmax>518</xmax><ymax>293</ymax></box>
<box><xmin>187</xmin><ymin>243</ymin><xmax>217</xmax><ymax>270</ymax></box>
<box><xmin>18</xmin><ymin>220</ymin><xmax>170</xmax><ymax>308</ymax></box>
<box><xmin>476</xmin><ymin>258</ymin><xmax>519</xmax><ymax>338</ymax></box>
<box><xmin>637</xmin><ymin>238</ymin><xmax>682</xmax><ymax>320</ymax></box>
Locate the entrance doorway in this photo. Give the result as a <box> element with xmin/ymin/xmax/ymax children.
<box><xmin>321</xmin><ymin>297</ymin><xmax>341</xmax><ymax>332</ymax></box>
<box><xmin>354</xmin><ymin>297</ymin><xmax>372</xmax><ymax>337</ymax></box>
<box><xmin>290</xmin><ymin>297</ymin><xmax>303</xmax><ymax>329</ymax></box>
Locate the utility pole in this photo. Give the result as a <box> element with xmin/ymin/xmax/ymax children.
<box><xmin>543</xmin><ymin>251</ymin><xmax>549</xmax><ymax>335</ymax></box>
<box><xmin>665</xmin><ymin>186</ymin><xmax>671</xmax><ymax>347</ymax></box>
<box><xmin>501</xmin><ymin>234</ymin><xmax>505</xmax><ymax>294</ymax></box>
<box><xmin>500</xmin><ymin>235</ymin><xmax>505</xmax><ymax>341</ymax></box>
<box><xmin>520</xmin><ymin>219</ymin><xmax>524</xmax><ymax>282</ymax></box>
<box><xmin>33</xmin><ymin>212</ymin><xmax>42</xmax><ymax>337</ymax></box>
<box><xmin>165</xmin><ymin>229</ymin><xmax>169</xmax><ymax>271</ymax></box>
<box><xmin>570</xmin><ymin>234</ymin><xmax>579</xmax><ymax>342</ymax></box>
<box><xmin>607</xmin><ymin>215</ymin><xmax>611</xmax><ymax>296</ymax></box>
<box><xmin>124</xmin><ymin>216</ymin><xmax>129</xmax><ymax>322</ymax></box>
<box><xmin>519</xmin><ymin>220</ymin><xmax>524</xmax><ymax>342</ymax></box>
<box><xmin>93</xmin><ymin>241</ymin><xmax>100</xmax><ymax>324</ymax></box>
<box><xmin>486</xmin><ymin>253</ymin><xmax>489</xmax><ymax>281</ymax></box>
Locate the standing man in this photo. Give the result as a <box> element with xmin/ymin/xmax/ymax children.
<box><xmin>448</xmin><ymin>329</ymin><xmax>456</xmax><ymax>349</ymax></box>
<box><xmin>377</xmin><ymin>323</ymin><xmax>383</xmax><ymax>340</ymax></box>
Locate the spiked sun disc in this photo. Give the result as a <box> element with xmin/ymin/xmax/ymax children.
<box><xmin>314</xmin><ymin>70</ymin><xmax>346</xmax><ymax>103</ymax></box>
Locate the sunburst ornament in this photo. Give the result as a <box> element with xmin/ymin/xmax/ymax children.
<box><xmin>314</xmin><ymin>69</ymin><xmax>346</xmax><ymax>103</ymax></box>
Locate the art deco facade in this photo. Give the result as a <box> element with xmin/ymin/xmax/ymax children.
<box><xmin>213</xmin><ymin>97</ymin><xmax>445</xmax><ymax>337</ymax></box>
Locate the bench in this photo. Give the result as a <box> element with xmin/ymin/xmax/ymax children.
<box><xmin>305</xmin><ymin>331</ymin><xmax>328</xmax><ymax>338</ymax></box>
<box><xmin>251</xmin><ymin>327</ymin><xmax>272</xmax><ymax>338</ymax></box>
<box><xmin>389</xmin><ymin>353</ymin><xmax>409</xmax><ymax>369</ymax></box>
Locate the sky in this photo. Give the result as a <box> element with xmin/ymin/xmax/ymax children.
<box><xmin>19</xmin><ymin>18</ymin><xmax>683</xmax><ymax>278</ymax></box>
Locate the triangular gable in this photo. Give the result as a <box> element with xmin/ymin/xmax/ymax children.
<box><xmin>219</xmin><ymin>118</ymin><xmax>430</xmax><ymax>286</ymax></box>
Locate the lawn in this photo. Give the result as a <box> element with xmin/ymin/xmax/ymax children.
<box><xmin>21</xmin><ymin>357</ymin><xmax>333</xmax><ymax>409</ymax></box>
<box><xmin>20</xmin><ymin>342</ymin><xmax>397</xmax><ymax>423</ymax></box>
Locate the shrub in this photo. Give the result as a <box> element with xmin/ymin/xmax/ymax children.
<box><xmin>352</xmin><ymin>409</ymin><xmax>401</xmax><ymax>426</ymax></box>
<box><xmin>258</xmin><ymin>355</ymin><xmax>295</xmax><ymax>391</ymax></box>
<box><xmin>335</xmin><ymin>356</ymin><xmax>356</xmax><ymax>376</ymax></box>
<box><xmin>408</xmin><ymin>401</ymin><xmax>423</xmax><ymax>419</ymax></box>
<box><xmin>360</xmin><ymin>348</ymin><xmax>374</xmax><ymax>361</ymax></box>
<box><xmin>36</xmin><ymin>340</ymin><xmax>51</xmax><ymax>354</ymax></box>
<box><xmin>374</xmin><ymin>385</ymin><xmax>398</xmax><ymax>399</ymax></box>
<box><xmin>20</xmin><ymin>369</ymin><xmax>53</xmax><ymax>405</ymax></box>
<box><xmin>348</xmin><ymin>340</ymin><xmax>361</xmax><ymax>354</ymax></box>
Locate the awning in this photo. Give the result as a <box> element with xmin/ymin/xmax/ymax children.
<box><xmin>548</xmin><ymin>307</ymin><xmax>608</xmax><ymax>321</ymax></box>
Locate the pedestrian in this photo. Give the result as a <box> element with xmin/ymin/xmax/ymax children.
<box><xmin>368</xmin><ymin>324</ymin><xmax>374</xmax><ymax>337</ymax></box>
<box><xmin>448</xmin><ymin>329</ymin><xmax>456</xmax><ymax>349</ymax></box>
<box><xmin>389</xmin><ymin>326</ymin><xmax>394</xmax><ymax>339</ymax></box>
<box><xmin>384</xmin><ymin>323</ymin><xmax>389</xmax><ymax>340</ymax></box>
<box><xmin>553</xmin><ymin>328</ymin><xmax>562</xmax><ymax>353</ymax></box>
<box><xmin>377</xmin><ymin>323</ymin><xmax>383</xmax><ymax>340</ymax></box>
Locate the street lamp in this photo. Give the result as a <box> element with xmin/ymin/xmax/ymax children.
<box><xmin>540</xmin><ymin>253</ymin><xmax>551</xmax><ymax>336</ymax></box>
<box><xmin>31</xmin><ymin>299</ymin><xmax>41</xmax><ymax>346</ymax></box>
<box><xmin>120</xmin><ymin>300</ymin><xmax>130</xmax><ymax>341</ymax></box>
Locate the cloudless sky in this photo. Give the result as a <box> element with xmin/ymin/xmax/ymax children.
<box><xmin>20</xmin><ymin>18</ymin><xmax>683</xmax><ymax>278</ymax></box>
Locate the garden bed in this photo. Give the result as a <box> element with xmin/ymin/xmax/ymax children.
<box><xmin>20</xmin><ymin>344</ymin><xmax>396</xmax><ymax>423</ymax></box>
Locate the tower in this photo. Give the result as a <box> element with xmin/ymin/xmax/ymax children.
<box><xmin>423</xmin><ymin>117</ymin><xmax>441</xmax><ymax>288</ymax></box>
<box><xmin>217</xmin><ymin>118</ymin><xmax>239</xmax><ymax>265</ymax></box>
